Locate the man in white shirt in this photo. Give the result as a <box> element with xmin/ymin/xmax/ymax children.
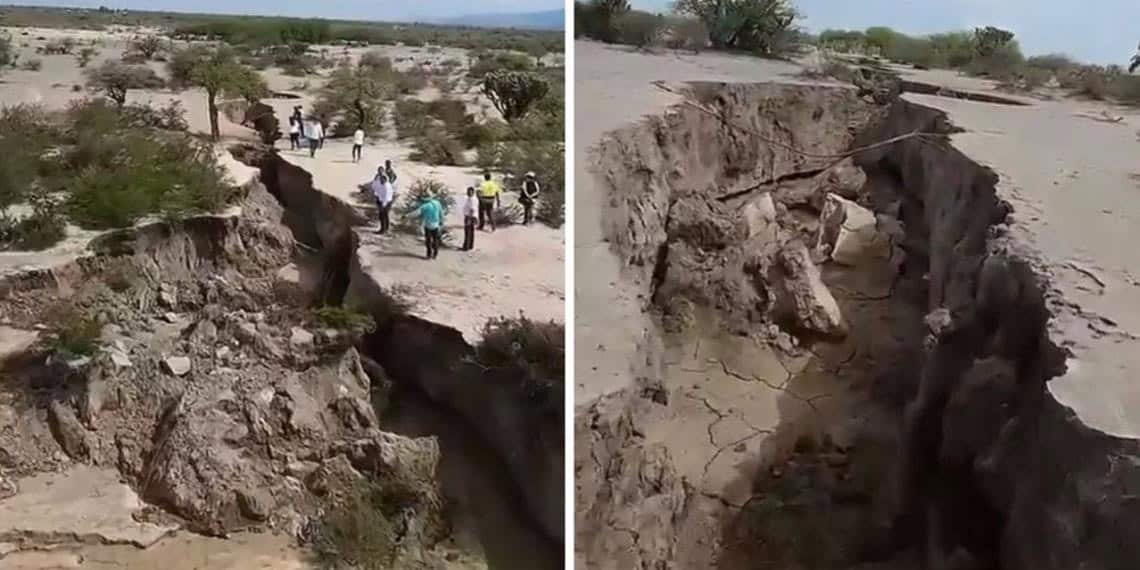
<box><xmin>307</xmin><ymin>119</ymin><xmax>324</xmax><ymax>158</ymax></box>
<box><xmin>461</xmin><ymin>186</ymin><xmax>478</xmax><ymax>251</ymax></box>
<box><xmin>288</xmin><ymin>117</ymin><xmax>300</xmax><ymax>150</ymax></box>
<box><xmin>352</xmin><ymin>128</ymin><xmax>365</xmax><ymax>163</ymax></box>
<box><xmin>371</xmin><ymin>169</ymin><xmax>395</xmax><ymax>234</ymax></box>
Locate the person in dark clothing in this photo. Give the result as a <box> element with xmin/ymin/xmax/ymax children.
<box><xmin>384</xmin><ymin>160</ymin><xmax>397</xmax><ymax>186</ymax></box>
<box><xmin>461</xmin><ymin>186</ymin><xmax>477</xmax><ymax>251</ymax></box>
<box><xmin>291</xmin><ymin>106</ymin><xmax>303</xmax><ymax>127</ymax></box>
<box><xmin>520</xmin><ymin>171</ymin><xmax>541</xmax><ymax>225</ymax></box>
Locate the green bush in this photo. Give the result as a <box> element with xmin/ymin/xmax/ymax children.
<box><xmin>675</xmin><ymin>0</ymin><xmax>798</xmax><ymax>55</ymax></box>
<box><xmin>0</xmin><ymin>192</ymin><xmax>67</xmax><ymax>251</ymax></box>
<box><xmin>468</xmin><ymin>50</ymin><xmax>535</xmax><ymax>79</ymax></box>
<box><xmin>1027</xmin><ymin>53</ymin><xmax>1076</xmax><ymax>73</ymax></box>
<box><xmin>308</xmin><ymin>305</ymin><xmax>378</xmax><ymax>338</ymax></box>
<box><xmin>396</xmin><ymin>178</ymin><xmax>456</xmax><ymax>236</ymax></box>
<box><xmin>312</xmin><ymin>479</ymin><xmax>399</xmax><ymax>570</ymax></box>
<box><xmin>615</xmin><ymin>12</ymin><xmax>663</xmax><ymax>49</ymax></box>
<box><xmin>664</xmin><ymin>17</ymin><xmax>709</xmax><ymax>52</ymax></box>
<box><xmin>0</xmin><ymin>34</ymin><xmax>11</xmax><ymax>69</ymax></box>
<box><xmin>477</xmin><ymin>317</ymin><xmax>564</xmax><ymax>410</ymax></box>
<box><xmin>46</xmin><ymin>303</ymin><xmax>101</xmax><ymax>357</ymax></box>
<box><xmin>409</xmin><ymin>130</ymin><xmax>466</xmax><ymax>166</ymax></box>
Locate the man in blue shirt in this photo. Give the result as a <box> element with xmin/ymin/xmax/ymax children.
<box><xmin>415</xmin><ymin>195</ymin><xmax>443</xmax><ymax>259</ymax></box>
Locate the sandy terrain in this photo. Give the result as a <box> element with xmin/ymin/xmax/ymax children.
<box><xmin>574</xmin><ymin>39</ymin><xmax>1140</xmax><ymax>441</ymax></box>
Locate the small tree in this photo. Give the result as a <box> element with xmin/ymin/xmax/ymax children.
<box><xmin>314</xmin><ymin>56</ymin><xmax>399</xmax><ymax>136</ymax></box>
<box><xmin>168</xmin><ymin>47</ymin><xmax>268</xmax><ymax>140</ymax></box>
<box><xmin>131</xmin><ymin>35</ymin><xmax>164</xmax><ymax>60</ymax></box>
<box><xmin>674</xmin><ymin>0</ymin><xmax>798</xmax><ymax>55</ymax></box>
<box><xmin>76</xmin><ymin>46</ymin><xmax>98</xmax><ymax>68</ymax></box>
<box><xmin>481</xmin><ymin>71</ymin><xmax>550</xmax><ymax>123</ymax></box>
<box><xmin>616</xmin><ymin>12</ymin><xmax>663</xmax><ymax>49</ymax></box>
<box><xmin>973</xmin><ymin>26</ymin><xmax>1014</xmax><ymax>57</ymax></box>
<box><xmin>591</xmin><ymin>0</ymin><xmax>631</xmax><ymax>42</ymax></box>
<box><xmin>85</xmin><ymin>61</ymin><xmax>165</xmax><ymax>107</ymax></box>
<box><xmin>1130</xmin><ymin>42</ymin><xmax>1140</xmax><ymax>74</ymax></box>
<box><xmin>525</xmin><ymin>41</ymin><xmax>548</xmax><ymax>66</ymax></box>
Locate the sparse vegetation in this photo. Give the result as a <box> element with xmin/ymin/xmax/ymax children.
<box><xmin>85</xmin><ymin>60</ymin><xmax>165</xmax><ymax>107</ymax></box>
<box><xmin>168</xmin><ymin>46</ymin><xmax>267</xmax><ymax>139</ymax></box>
<box><xmin>21</xmin><ymin>58</ymin><xmax>43</xmax><ymax>71</ymax></box>
<box><xmin>130</xmin><ymin>34</ymin><xmax>164</xmax><ymax>60</ymax></box>
<box><xmin>76</xmin><ymin>46</ymin><xmax>98</xmax><ymax>67</ymax></box>
<box><xmin>0</xmin><ymin>99</ymin><xmax>232</xmax><ymax>250</ymax></box>
<box><xmin>674</xmin><ymin>0</ymin><xmax>798</xmax><ymax>55</ymax></box>
<box><xmin>396</xmin><ymin>179</ymin><xmax>455</xmax><ymax>237</ymax></box>
<box><xmin>477</xmin><ymin>316</ymin><xmax>564</xmax><ymax>381</ymax></box>
<box><xmin>482</xmin><ymin>71</ymin><xmax>550</xmax><ymax>123</ymax></box>
<box><xmin>309</xmin><ymin>305</ymin><xmax>377</xmax><ymax>338</ymax></box>
<box><xmin>615</xmin><ymin>11</ymin><xmax>663</xmax><ymax>49</ymax></box>
<box><xmin>310</xmin><ymin>479</ymin><xmax>400</xmax><ymax>570</ymax></box>
<box><xmin>0</xmin><ymin>34</ymin><xmax>14</xmax><ymax>69</ymax></box>
<box><xmin>410</xmin><ymin>129</ymin><xmax>466</xmax><ymax>166</ymax></box>
<box><xmin>45</xmin><ymin>303</ymin><xmax>101</xmax><ymax>357</ymax></box>
<box><xmin>313</xmin><ymin>54</ymin><xmax>402</xmax><ymax>136</ymax></box>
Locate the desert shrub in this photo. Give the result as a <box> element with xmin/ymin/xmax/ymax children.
<box><xmin>118</xmin><ymin>100</ymin><xmax>190</xmax><ymax>131</ymax></box>
<box><xmin>314</xmin><ymin>58</ymin><xmax>400</xmax><ymax>135</ymax></box>
<box><xmin>393</xmin><ymin>99</ymin><xmax>431</xmax><ymax>139</ymax></box>
<box><xmin>308</xmin><ymin>305</ymin><xmax>377</xmax><ymax>338</ymax></box>
<box><xmin>495</xmin><ymin>140</ymin><xmax>564</xmax><ymax>227</ymax></box>
<box><xmin>409</xmin><ymin>130</ymin><xmax>466</xmax><ymax>166</ymax></box>
<box><xmin>65</xmin><ymin>128</ymin><xmax>231</xmax><ymax>229</ymax></box>
<box><xmin>1027</xmin><ymin>53</ymin><xmax>1076</xmax><ymax>73</ymax></box>
<box><xmin>130</xmin><ymin>35</ymin><xmax>163</xmax><ymax>60</ymax></box>
<box><xmin>615</xmin><ymin>11</ymin><xmax>663</xmax><ymax>49</ymax></box>
<box><xmin>575</xmin><ymin>0</ymin><xmax>630</xmax><ymax>43</ymax></box>
<box><xmin>22</xmin><ymin>58</ymin><xmax>43</xmax><ymax>71</ymax></box>
<box><xmin>0</xmin><ymin>192</ymin><xmax>67</xmax><ymax>251</ymax></box>
<box><xmin>243</xmin><ymin>101</ymin><xmax>281</xmax><ymax>144</ymax></box>
<box><xmin>85</xmin><ymin>61</ymin><xmax>165</xmax><ymax>106</ymax></box>
<box><xmin>396</xmin><ymin>178</ymin><xmax>455</xmax><ymax>236</ymax></box>
<box><xmin>46</xmin><ymin>303</ymin><xmax>101</xmax><ymax>357</ymax></box>
<box><xmin>963</xmin><ymin>41</ymin><xmax>1024</xmax><ymax>79</ymax></box>
<box><xmin>478</xmin><ymin>316</ymin><xmax>564</xmax><ymax>379</ymax></box>
<box><xmin>459</xmin><ymin>119</ymin><xmax>507</xmax><ymax>149</ymax></box>
<box><xmin>42</xmin><ymin>37</ymin><xmax>76</xmax><ymax>55</ymax></box>
<box><xmin>467</xmin><ymin>50</ymin><xmax>534</xmax><ymax>78</ymax></box>
<box><xmin>76</xmin><ymin>46</ymin><xmax>98</xmax><ymax>67</ymax></box>
<box><xmin>482</xmin><ymin>71</ymin><xmax>550</xmax><ymax>123</ymax></box>
<box><xmin>675</xmin><ymin>0</ymin><xmax>798</xmax><ymax>55</ymax></box>
<box><xmin>664</xmin><ymin>17</ymin><xmax>709</xmax><ymax>52</ymax></box>
<box><xmin>1065</xmin><ymin>66</ymin><xmax>1110</xmax><ymax>99</ymax></box>
<box><xmin>1108</xmin><ymin>75</ymin><xmax>1140</xmax><ymax>105</ymax></box>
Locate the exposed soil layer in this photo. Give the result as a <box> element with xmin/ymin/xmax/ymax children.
<box><xmin>576</xmin><ymin>81</ymin><xmax>1140</xmax><ymax>570</ymax></box>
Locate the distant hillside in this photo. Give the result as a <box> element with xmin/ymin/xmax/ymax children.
<box><xmin>434</xmin><ymin>9</ymin><xmax>564</xmax><ymax>31</ymax></box>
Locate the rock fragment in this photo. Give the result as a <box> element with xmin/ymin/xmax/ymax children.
<box><xmin>777</xmin><ymin>241</ymin><xmax>846</xmax><ymax>336</ymax></box>
<box><xmin>162</xmin><ymin>356</ymin><xmax>192</xmax><ymax>377</ymax></box>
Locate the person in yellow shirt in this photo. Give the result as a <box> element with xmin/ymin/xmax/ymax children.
<box><xmin>477</xmin><ymin>171</ymin><xmax>502</xmax><ymax>232</ymax></box>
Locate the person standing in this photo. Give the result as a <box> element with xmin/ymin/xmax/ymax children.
<box><xmin>462</xmin><ymin>186</ymin><xmax>477</xmax><ymax>251</ymax></box>
<box><xmin>384</xmin><ymin>160</ymin><xmax>398</xmax><ymax>188</ymax></box>
<box><xmin>414</xmin><ymin>194</ymin><xmax>443</xmax><ymax>260</ymax></box>
<box><xmin>288</xmin><ymin>117</ymin><xmax>300</xmax><ymax>150</ymax></box>
<box><xmin>371</xmin><ymin>169</ymin><xmax>394</xmax><ymax>234</ymax></box>
<box><xmin>307</xmin><ymin>118</ymin><xmax>324</xmax><ymax>158</ymax></box>
<box><xmin>520</xmin><ymin>171</ymin><xmax>541</xmax><ymax>226</ymax></box>
<box><xmin>477</xmin><ymin>172</ymin><xmax>501</xmax><ymax>232</ymax></box>
<box><xmin>352</xmin><ymin>127</ymin><xmax>365</xmax><ymax>163</ymax></box>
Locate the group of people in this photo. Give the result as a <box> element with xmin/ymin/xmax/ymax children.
<box><xmin>287</xmin><ymin>106</ymin><xmax>326</xmax><ymax>158</ymax></box>
<box><xmin>369</xmin><ymin>166</ymin><xmax>543</xmax><ymax>260</ymax></box>
<box><xmin>286</xmin><ymin>106</ymin><xmax>543</xmax><ymax>261</ymax></box>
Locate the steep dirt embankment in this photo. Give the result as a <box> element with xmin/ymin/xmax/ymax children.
<box><xmin>577</xmin><ymin>82</ymin><xmax>1140</xmax><ymax>569</ymax></box>
<box><xmin>242</xmin><ymin>149</ymin><xmax>564</xmax><ymax>568</ymax></box>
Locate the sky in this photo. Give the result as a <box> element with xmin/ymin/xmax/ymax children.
<box><xmin>7</xmin><ymin>0</ymin><xmax>563</xmax><ymax>22</ymax></box>
<box><xmin>636</xmin><ymin>0</ymin><xmax>1139</xmax><ymax>65</ymax></box>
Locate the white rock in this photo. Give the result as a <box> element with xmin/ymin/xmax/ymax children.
<box><xmin>290</xmin><ymin>327</ymin><xmax>315</xmax><ymax>347</ymax></box>
<box><xmin>816</xmin><ymin>193</ymin><xmax>890</xmax><ymax>266</ymax></box>
<box><xmin>161</xmin><ymin>312</ymin><xmax>179</xmax><ymax>323</ymax></box>
<box><xmin>162</xmin><ymin>356</ymin><xmax>192</xmax><ymax>377</ymax></box>
<box><xmin>741</xmin><ymin>193</ymin><xmax>778</xmax><ymax>240</ymax></box>
<box><xmin>779</xmin><ymin>241</ymin><xmax>846</xmax><ymax>337</ymax></box>
<box><xmin>216</xmin><ymin>346</ymin><xmax>232</xmax><ymax>360</ymax></box>
<box><xmin>108</xmin><ymin>349</ymin><xmax>132</xmax><ymax>369</ymax></box>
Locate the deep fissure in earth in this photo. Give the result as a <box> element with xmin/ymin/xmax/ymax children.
<box><xmin>577</xmin><ymin>82</ymin><xmax>1140</xmax><ymax>569</ymax></box>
